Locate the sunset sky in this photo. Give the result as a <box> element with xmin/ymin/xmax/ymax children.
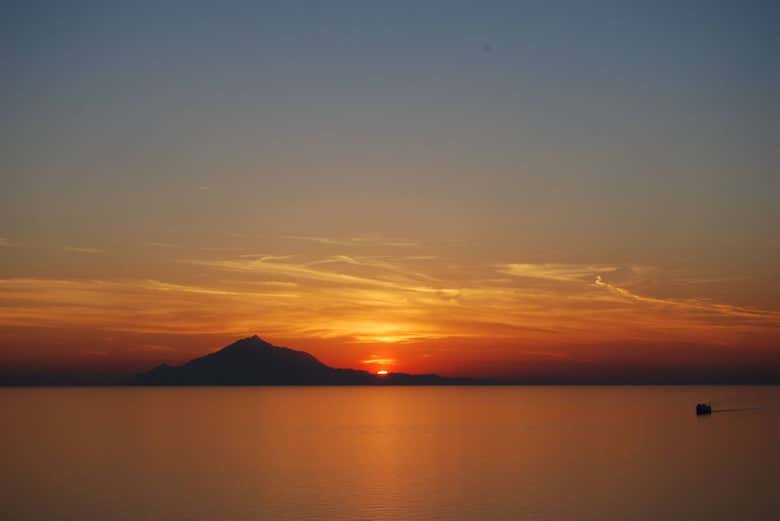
<box><xmin>2</xmin><ymin>2</ymin><xmax>779</xmax><ymax>382</ymax></box>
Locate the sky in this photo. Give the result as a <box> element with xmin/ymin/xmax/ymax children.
<box><xmin>1</xmin><ymin>1</ymin><xmax>779</xmax><ymax>382</ymax></box>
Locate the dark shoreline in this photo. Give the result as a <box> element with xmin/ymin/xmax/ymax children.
<box><xmin>3</xmin><ymin>382</ymin><xmax>780</xmax><ymax>387</ymax></box>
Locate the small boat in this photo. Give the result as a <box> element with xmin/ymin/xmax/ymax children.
<box><xmin>696</xmin><ymin>403</ymin><xmax>712</xmax><ymax>415</ymax></box>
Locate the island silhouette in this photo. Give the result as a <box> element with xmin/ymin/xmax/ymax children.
<box><xmin>136</xmin><ymin>335</ymin><xmax>486</xmax><ymax>385</ymax></box>
<box><xmin>6</xmin><ymin>334</ymin><xmax>776</xmax><ymax>386</ymax></box>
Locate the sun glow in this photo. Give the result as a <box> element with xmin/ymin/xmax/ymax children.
<box><xmin>339</xmin><ymin>321</ymin><xmax>431</xmax><ymax>344</ymax></box>
<box><xmin>376</xmin><ymin>369</ymin><xmax>389</xmax><ymax>375</ymax></box>
<box><xmin>370</xmin><ymin>335</ymin><xmax>414</xmax><ymax>343</ymax></box>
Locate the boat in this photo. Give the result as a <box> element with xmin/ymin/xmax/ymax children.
<box><xmin>696</xmin><ymin>403</ymin><xmax>712</xmax><ymax>415</ymax></box>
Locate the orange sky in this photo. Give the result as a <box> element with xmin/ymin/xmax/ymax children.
<box><xmin>2</xmin><ymin>3</ymin><xmax>780</xmax><ymax>382</ymax></box>
<box><xmin>1</xmin><ymin>234</ymin><xmax>779</xmax><ymax>382</ymax></box>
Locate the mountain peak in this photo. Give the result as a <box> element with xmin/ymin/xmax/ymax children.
<box><xmin>136</xmin><ymin>335</ymin><xmax>485</xmax><ymax>386</ymax></box>
<box><xmin>222</xmin><ymin>335</ymin><xmax>273</xmax><ymax>351</ymax></box>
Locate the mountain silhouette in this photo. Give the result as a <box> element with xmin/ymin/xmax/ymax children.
<box><xmin>136</xmin><ymin>335</ymin><xmax>484</xmax><ymax>385</ymax></box>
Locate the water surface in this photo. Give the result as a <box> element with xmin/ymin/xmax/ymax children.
<box><xmin>2</xmin><ymin>386</ymin><xmax>778</xmax><ymax>520</ymax></box>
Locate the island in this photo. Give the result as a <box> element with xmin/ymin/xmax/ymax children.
<box><xmin>136</xmin><ymin>335</ymin><xmax>489</xmax><ymax>386</ymax></box>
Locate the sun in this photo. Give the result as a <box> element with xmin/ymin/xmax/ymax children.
<box><xmin>376</xmin><ymin>369</ymin><xmax>389</xmax><ymax>375</ymax></box>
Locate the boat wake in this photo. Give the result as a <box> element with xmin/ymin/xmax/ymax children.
<box><xmin>713</xmin><ymin>407</ymin><xmax>763</xmax><ymax>413</ymax></box>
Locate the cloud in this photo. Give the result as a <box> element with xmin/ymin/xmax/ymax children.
<box><xmin>1</xmin><ymin>253</ymin><xmax>778</xmax><ymax>354</ymax></box>
<box><xmin>501</xmin><ymin>263</ymin><xmax>619</xmax><ymax>282</ymax></box>
<box><xmin>307</xmin><ymin>255</ymin><xmax>361</xmax><ymax>266</ymax></box>
<box><xmin>188</xmin><ymin>256</ymin><xmax>438</xmax><ymax>293</ymax></box>
<box><xmin>305</xmin><ymin>255</ymin><xmax>439</xmax><ymax>282</ymax></box>
<box><xmin>238</xmin><ymin>254</ymin><xmax>296</xmax><ymax>261</ymax></box>
<box><xmin>351</xmin><ymin>236</ymin><xmax>419</xmax><ymax>248</ymax></box>
<box><xmin>593</xmin><ymin>275</ymin><xmax>643</xmax><ymax>300</ymax></box>
<box><xmin>0</xmin><ymin>238</ymin><xmax>9</xmax><ymax>247</ymax></box>
<box><xmin>0</xmin><ymin>278</ymin><xmax>308</xmax><ymax>339</ymax></box>
<box><xmin>593</xmin><ymin>275</ymin><xmax>780</xmax><ymax>323</ymax></box>
<box><xmin>285</xmin><ymin>235</ymin><xmax>352</xmax><ymax>246</ymax></box>
<box><xmin>362</xmin><ymin>357</ymin><xmax>396</xmax><ymax>365</ymax></box>
<box><xmin>247</xmin><ymin>280</ymin><xmax>299</xmax><ymax>288</ymax></box>
<box><xmin>140</xmin><ymin>280</ymin><xmax>244</xmax><ymax>297</ymax></box>
<box><xmin>64</xmin><ymin>246</ymin><xmax>103</xmax><ymax>254</ymax></box>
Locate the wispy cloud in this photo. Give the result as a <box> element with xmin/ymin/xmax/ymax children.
<box><xmin>238</xmin><ymin>254</ymin><xmax>296</xmax><ymax>261</ymax></box>
<box><xmin>362</xmin><ymin>357</ymin><xmax>396</xmax><ymax>365</ymax></box>
<box><xmin>305</xmin><ymin>255</ymin><xmax>439</xmax><ymax>282</ymax></box>
<box><xmin>1</xmin><ymin>255</ymin><xmax>778</xmax><ymax>354</ymax></box>
<box><xmin>188</xmin><ymin>256</ymin><xmax>441</xmax><ymax>294</ymax></box>
<box><xmin>593</xmin><ymin>275</ymin><xmax>780</xmax><ymax>323</ymax></box>
<box><xmin>246</xmin><ymin>280</ymin><xmax>299</xmax><ymax>288</ymax></box>
<box><xmin>501</xmin><ymin>263</ymin><xmax>619</xmax><ymax>282</ymax></box>
<box><xmin>351</xmin><ymin>236</ymin><xmax>419</xmax><ymax>248</ymax></box>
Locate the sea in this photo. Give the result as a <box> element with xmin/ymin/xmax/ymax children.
<box><xmin>1</xmin><ymin>386</ymin><xmax>778</xmax><ymax>521</ymax></box>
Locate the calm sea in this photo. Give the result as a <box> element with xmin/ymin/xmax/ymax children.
<box><xmin>1</xmin><ymin>386</ymin><xmax>778</xmax><ymax>521</ymax></box>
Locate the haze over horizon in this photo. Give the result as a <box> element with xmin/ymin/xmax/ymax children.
<box><xmin>2</xmin><ymin>1</ymin><xmax>779</xmax><ymax>383</ymax></box>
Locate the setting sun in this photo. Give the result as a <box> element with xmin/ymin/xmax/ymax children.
<box><xmin>3</xmin><ymin>3</ymin><xmax>780</xmax><ymax>520</ymax></box>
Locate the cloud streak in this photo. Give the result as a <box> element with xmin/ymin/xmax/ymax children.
<box><xmin>2</xmin><ymin>251</ymin><xmax>778</xmax><ymax>356</ymax></box>
<box><xmin>501</xmin><ymin>263</ymin><xmax>621</xmax><ymax>283</ymax></box>
<box><xmin>593</xmin><ymin>275</ymin><xmax>780</xmax><ymax>324</ymax></box>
